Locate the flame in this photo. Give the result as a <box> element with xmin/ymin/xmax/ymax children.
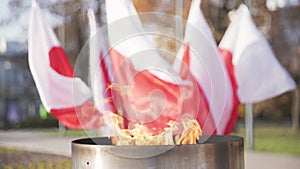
<box><xmin>104</xmin><ymin>113</ymin><xmax>202</xmax><ymax>146</ymax></box>
<box><xmin>103</xmin><ymin>81</ymin><xmax>202</xmax><ymax>145</ymax></box>
<box><xmin>175</xmin><ymin>118</ymin><xmax>202</xmax><ymax>145</ymax></box>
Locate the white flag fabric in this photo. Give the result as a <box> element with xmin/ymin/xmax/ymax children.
<box><xmin>105</xmin><ymin>0</ymin><xmax>202</xmax><ymax>134</ymax></box>
<box><xmin>174</xmin><ymin>0</ymin><xmax>237</xmax><ymax>135</ymax></box>
<box><xmin>88</xmin><ymin>9</ymin><xmax>114</xmax><ymax>113</ymax></box>
<box><xmin>219</xmin><ymin>4</ymin><xmax>296</xmax><ymax>103</ymax></box>
<box><xmin>87</xmin><ymin>9</ymin><xmax>117</xmax><ymax>135</ymax></box>
<box><xmin>105</xmin><ymin>0</ymin><xmax>185</xmax><ymax>84</ymax></box>
<box><xmin>28</xmin><ymin>1</ymin><xmax>101</xmax><ymax>129</ymax></box>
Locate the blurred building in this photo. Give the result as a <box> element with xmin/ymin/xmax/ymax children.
<box><xmin>0</xmin><ymin>40</ymin><xmax>41</xmax><ymax>128</ymax></box>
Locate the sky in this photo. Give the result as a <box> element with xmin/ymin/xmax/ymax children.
<box><xmin>0</xmin><ymin>0</ymin><xmax>31</xmax><ymax>43</ymax></box>
<box><xmin>266</xmin><ymin>0</ymin><xmax>300</xmax><ymax>11</ymax></box>
<box><xmin>0</xmin><ymin>0</ymin><xmax>63</xmax><ymax>44</ymax></box>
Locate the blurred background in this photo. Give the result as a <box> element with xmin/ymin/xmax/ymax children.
<box><xmin>0</xmin><ymin>1</ymin><xmax>299</xmax><ymax>169</ymax></box>
<box><xmin>0</xmin><ymin>0</ymin><xmax>299</xmax><ymax>144</ymax></box>
<box><xmin>0</xmin><ymin>0</ymin><xmax>299</xmax><ymax>131</ymax></box>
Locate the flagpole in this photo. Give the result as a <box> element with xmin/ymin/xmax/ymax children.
<box><xmin>244</xmin><ymin>0</ymin><xmax>252</xmax><ymax>9</ymax></box>
<box><xmin>175</xmin><ymin>0</ymin><xmax>184</xmax><ymax>49</ymax></box>
<box><xmin>244</xmin><ymin>0</ymin><xmax>254</xmax><ymax>150</ymax></box>
<box><xmin>245</xmin><ymin>103</ymin><xmax>254</xmax><ymax>149</ymax></box>
<box><xmin>58</xmin><ymin>0</ymin><xmax>66</xmax><ymax>136</ymax></box>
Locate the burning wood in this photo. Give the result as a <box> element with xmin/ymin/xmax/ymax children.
<box><xmin>104</xmin><ymin>113</ymin><xmax>202</xmax><ymax>146</ymax></box>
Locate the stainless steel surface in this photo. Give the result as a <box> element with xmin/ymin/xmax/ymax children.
<box><xmin>72</xmin><ymin>135</ymin><xmax>244</xmax><ymax>169</ymax></box>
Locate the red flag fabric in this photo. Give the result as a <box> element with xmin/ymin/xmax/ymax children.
<box><xmin>177</xmin><ymin>44</ymin><xmax>216</xmax><ymax>135</ymax></box>
<box><xmin>219</xmin><ymin>4</ymin><xmax>295</xmax><ymax>103</ymax></box>
<box><xmin>87</xmin><ymin>9</ymin><xmax>119</xmax><ymax>134</ymax></box>
<box><xmin>28</xmin><ymin>1</ymin><xmax>102</xmax><ymax>129</ymax></box>
<box><xmin>173</xmin><ymin>0</ymin><xmax>238</xmax><ymax>135</ymax></box>
<box><xmin>88</xmin><ymin>9</ymin><xmax>117</xmax><ymax>115</ymax></box>
<box><xmin>218</xmin><ymin>48</ymin><xmax>240</xmax><ymax>134</ymax></box>
<box><xmin>109</xmin><ymin>48</ymin><xmax>201</xmax><ymax>134</ymax></box>
<box><xmin>106</xmin><ymin>0</ymin><xmax>201</xmax><ymax>134</ymax></box>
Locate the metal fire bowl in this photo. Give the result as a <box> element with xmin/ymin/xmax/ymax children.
<box><xmin>72</xmin><ymin>135</ymin><xmax>244</xmax><ymax>169</ymax></box>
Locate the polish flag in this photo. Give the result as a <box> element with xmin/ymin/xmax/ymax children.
<box><xmin>173</xmin><ymin>0</ymin><xmax>238</xmax><ymax>135</ymax></box>
<box><xmin>87</xmin><ymin>9</ymin><xmax>119</xmax><ymax>134</ymax></box>
<box><xmin>105</xmin><ymin>0</ymin><xmax>201</xmax><ymax>134</ymax></box>
<box><xmin>219</xmin><ymin>4</ymin><xmax>296</xmax><ymax>103</ymax></box>
<box><xmin>28</xmin><ymin>1</ymin><xmax>102</xmax><ymax>129</ymax></box>
<box><xmin>88</xmin><ymin>9</ymin><xmax>116</xmax><ymax>115</ymax></box>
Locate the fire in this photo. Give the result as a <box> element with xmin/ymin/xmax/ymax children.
<box><xmin>104</xmin><ymin>113</ymin><xmax>202</xmax><ymax>146</ymax></box>
<box><xmin>175</xmin><ymin>118</ymin><xmax>202</xmax><ymax>145</ymax></box>
<box><xmin>103</xmin><ymin>75</ymin><xmax>202</xmax><ymax>146</ymax></box>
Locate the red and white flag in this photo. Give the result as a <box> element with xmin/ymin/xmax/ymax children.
<box><xmin>87</xmin><ymin>9</ymin><xmax>118</xmax><ymax>135</ymax></box>
<box><xmin>219</xmin><ymin>4</ymin><xmax>296</xmax><ymax>103</ymax></box>
<box><xmin>105</xmin><ymin>0</ymin><xmax>200</xmax><ymax>134</ymax></box>
<box><xmin>173</xmin><ymin>0</ymin><xmax>239</xmax><ymax>135</ymax></box>
<box><xmin>28</xmin><ymin>1</ymin><xmax>102</xmax><ymax>129</ymax></box>
<box><xmin>88</xmin><ymin>9</ymin><xmax>116</xmax><ymax>114</ymax></box>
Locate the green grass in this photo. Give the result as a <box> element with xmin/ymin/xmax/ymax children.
<box><xmin>232</xmin><ymin>122</ymin><xmax>300</xmax><ymax>156</ymax></box>
<box><xmin>0</xmin><ymin>147</ymin><xmax>71</xmax><ymax>169</ymax></box>
<box><xmin>27</xmin><ymin>128</ymin><xmax>89</xmax><ymax>137</ymax></box>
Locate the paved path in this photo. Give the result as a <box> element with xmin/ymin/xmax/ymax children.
<box><xmin>0</xmin><ymin>130</ymin><xmax>299</xmax><ymax>169</ymax></box>
<box><xmin>245</xmin><ymin>150</ymin><xmax>300</xmax><ymax>169</ymax></box>
<box><xmin>0</xmin><ymin>130</ymin><xmax>76</xmax><ymax>157</ymax></box>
